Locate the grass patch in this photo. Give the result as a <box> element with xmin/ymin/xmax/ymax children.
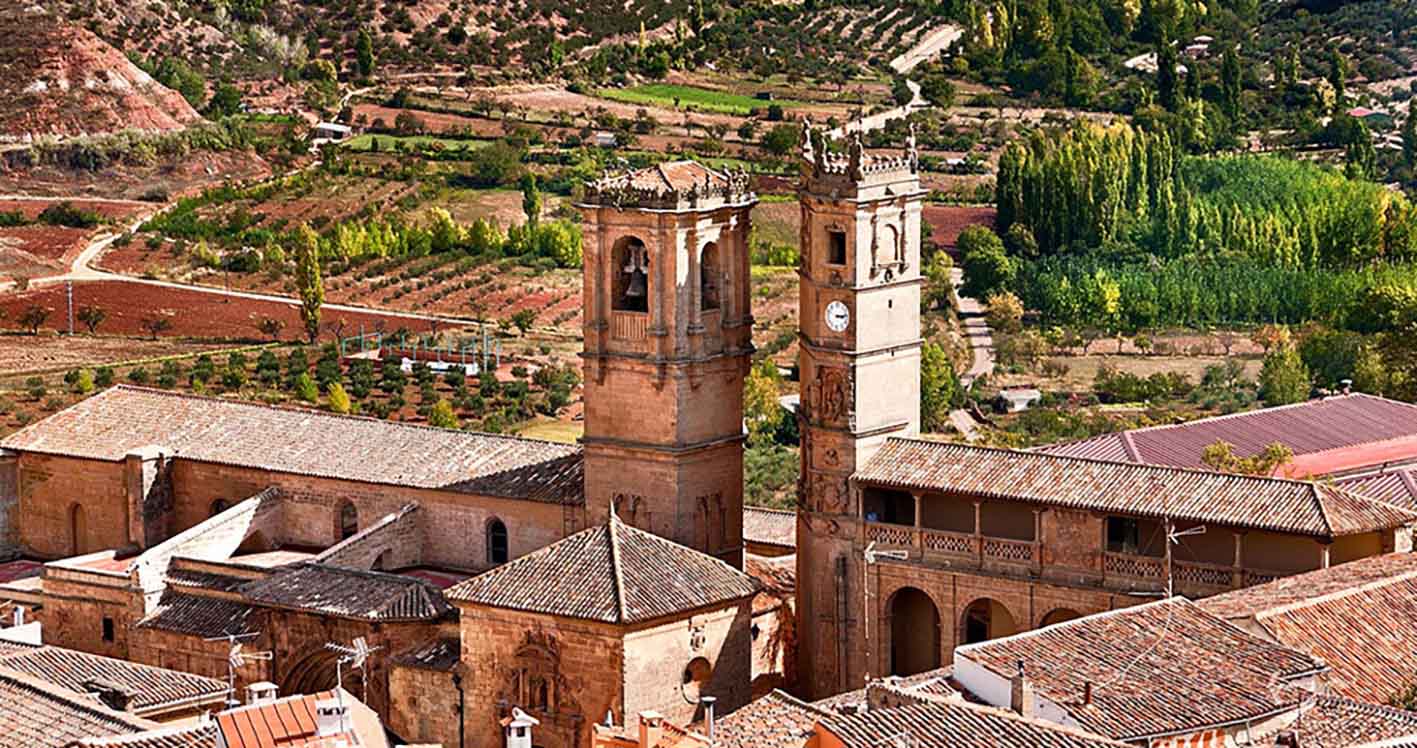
<box><xmin>516</xmin><ymin>419</ymin><xmax>583</xmax><ymax>444</ymax></box>
<box><xmin>343</xmin><ymin>134</ymin><xmax>491</xmax><ymax>152</ymax></box>
<box><xmin>596</xmin><ymin>84</ymin><xmax>803</xmax><ymax>115</ymax></box>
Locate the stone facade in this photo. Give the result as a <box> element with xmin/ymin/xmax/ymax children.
<box><xmin>0</xmin><ymin>450</ymin><xmax>17</xmax><ymax>559</ymax></box>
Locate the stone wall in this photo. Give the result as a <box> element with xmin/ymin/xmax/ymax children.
<box><xmin>0</xmin><ymin>451</ymin><xmax>17</xmax><ymax>559</ymax></box>
<box><xmin>40</xmin><ymin>562</ymin><xmax>138</xmax><ymax>659</ymax></box>
<box><xmin>16</xmin><ymin>453</ymin><xmax>128</xmax><ymax>558</ymax></box>
<box><xmin>387</xmin><ymin>651</ymin><xmax>461</xmax><ymax>748</ymax></box>
<box><xmin>750</xmin><ymin>596</ymin><xmax>794</xmax><ymax>693</ymax></box>
<box><xmin>457</xmin><ymin>603</ymin><xmax>626</xmax><ymax>748</ymax></box>
<box><xmin>315</xmin><ymin>504</ymin><xmax>423</xmax><ymax>571</ymax></box>
<box><xmin>622</xmin><ymin>601</ymin><xmax>754</xmax><ymax>730</ymax></box>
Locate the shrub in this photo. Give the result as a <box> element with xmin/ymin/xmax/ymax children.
<box><xmin>1259</xmin><ymin>345</ymin><xmax>1312</xmax><ymax>405</ymax></box>
<box><xmin>128</xmin><ymin>367</ymin><xmax>151</xmax><ymax>385</ymax></box>
<box><xmin>295</xmin><ymin>372</ymin><xmax>319</xmax><ymax>403</ymax></box>
<box><xmin>72</xmin><ymin>369</ymin><xmax>95</xmax><ymax>394</ymax></box>
<box><xmin>94</xmin><ymin>367</ymin><xmax>115</xmax><ymax>388</ymax></box>
<box><xmin>428</xmin><ymin>398</ymin><xmax>460</xmax><ymax>428</ymax></box>
<box><xmin>328</xmin><ymin>382</ymin><xmax>352</xmax><ymax>414</ymax></box>
<box><xmin>25</xmin><ymin>377</ymin><xmax>46</xmax><ymax>399</ymax></box>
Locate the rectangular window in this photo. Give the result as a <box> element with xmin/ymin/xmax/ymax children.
<box><xmin>1106</xmin><ymin>517</ymin><xmax>1140</xmax><ymax>554</ymax></box>
<box><xmin>827</xmin><ymin>230</ymin><xmax>847</xmax><ymax>265</ymax></box>
<box><xmin>101</xmin><ymin>617</ymin><xmax>114</xmax><ymax>643</ymax></box>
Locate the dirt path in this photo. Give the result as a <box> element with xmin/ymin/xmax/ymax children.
<box><xmin>948</xmin><ymin>265</ymin><xmax>994</xmax><ymax>440</ymax></box>
<box><xmin>889</xmin><ymin>24</ymin><xmax>964</xmax><ymax>74</ymax></box>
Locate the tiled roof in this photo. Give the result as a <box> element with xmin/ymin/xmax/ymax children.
<box><xmin>73</xmin><ymin>723</ymin><xmax>217</xmax><ymax>748</ymax></box>
<box><xmin>239</xmin><ymin>563</ymin><xmax>451</xmax><ymax>622</ymax></box>
<box><xmin>446</xmin><ymin>516</ymin><xmax>759</xmax><ymax>624</ymax></box>
<box><xmin>1274</xmin><ymin>697</ymin><xmax>1417</xmax><ymax>748</ymax></box>
<box><xmin>165</xmin><ymin>568</ymin><xmax>254</xmax><ymax>593</ymax></box>
<box><xmin>858</xmin><ymin>438</ymin><xmax>1417</xmax><ymax>538</ymax></box>
<box><xmin>1037</xmin><ymin>394</ymin><xmax>1417</xmax><ymax>476</ymax></box>
<box><xmin>0</xmin><ymin>646</ymin><xmax>226</xmax><ymax>716</ymax></box>
<box><xmin>1339</xmin><ymin>470</ymin><xmax>1417</xmax><ymax>512</ymax></box>
<box><xmin>813</xmin><ymin>667</ymin><xmax>958</xmax><ymax>716</ymax></box>
<box><xmin>1199</xmin><ymin>553</ymin><xmax>1417</xmax><ymax>704</ymax></box>
<box><xmin>0</xmin><ymin>668</ymin><xmax>156</xmax><ymax>748</ymax></box>
<box><xmin>743</xmin><ymin>508</ymin><xmax>796</xmax><ymax>549</ymax></box>
<box><xmin>819</xmin><ymin>702</ymin><xmax>1131</xmax><ymax>748</ymax></box>
<box><xmin>215</xmin><ymin>690</ymin><xmax>358</xmax><ymax>748</ymax></box>
<box><xmin>0</xmin><ymin>386</ymin><xmax>583</xmax><ymax>504</ymax></box>
<box><xmin>626</xmin><ymin>161</ymin><xmax>729</xmax><ymax>192</ymax></box>
<box><xmin>715</xmin><ymin>689</ymin><xmax>833</xmax><ymax>748</ymax></box>
<box><xmin>136</xmin><ymin>591</ymin><xmax>261</xmax><ymax>639</ymax></box>
<box><xmin>954</xmin><ymin>598</ymin><xmax>1324</xmax><ymax>741</ymax></box>
<box><xmin>391</xmin><ymin>639</ymin><xmax>460</xmax><ymax>672</ymax></box>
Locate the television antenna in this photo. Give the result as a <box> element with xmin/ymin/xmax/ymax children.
<box><xmin>326</xmin><ymin>636</ymin><xmax>382</xmax><ymax>702</ymax></box>
<box><xmin>863</xmin><ymin>541</ymin><xmax>910</xmax><ymax>681</ymax></box>
<box><xmin>203</xmin><ymin>632</ymin><xmax>271</xmax><ymax>708</ymax></box>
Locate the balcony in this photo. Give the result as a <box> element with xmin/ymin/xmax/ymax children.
<box><xmin>611</xmin><ymin>312</ymin><xmax>648</xmax><ymax>341</ymax></box>
<box><xmin>865</xmin><ymin>522</ymin><xmax>1039</xmax><ymax>571</ymax></box>
<box><xmin>1101</xmin><ymin>551</ymin><xmax>1286</xmax><ymax>595</ymax></box>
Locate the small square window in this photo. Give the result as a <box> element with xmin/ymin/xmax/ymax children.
<box><xmin>101</xmin><ymin>617</ymin><xmax>114</xmax><ymax>643</ymax></box>
<box><xmin>827</xmin><ymin>230</ymin><xmax>847</xmax><ymax>265</ymax></box>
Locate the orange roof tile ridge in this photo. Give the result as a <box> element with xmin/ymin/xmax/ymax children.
<box><xmin>1251</xmin><ymin>568</ymin><xmax>1417</xmax><ymax>620</ymax></box>
<box><xmin>608</xmin><ymin>512</ymin><xmax>629</xmax><ymax>623</ymax></box>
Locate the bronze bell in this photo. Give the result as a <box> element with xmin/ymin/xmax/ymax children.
<box><xmin>625</xmin><ymin>269</ymin><xmax>647</xmax><ymax>298</ymax></box>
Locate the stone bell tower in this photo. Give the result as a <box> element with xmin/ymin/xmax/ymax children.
<box><xmin>795</xmin><ymin>124</ymin><xmax>925</xmax><ymax>698</ymax></box>
<box><xmin>576</xmin><ymin>162</ymin><xmax>756</xmax><ymax>567</ymax></box>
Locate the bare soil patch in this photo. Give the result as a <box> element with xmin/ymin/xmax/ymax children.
<box><xmin>0</xmin><ymin>226</ymin><xmax>89</xmax><ymax>277</ymax></box>
<box><xmin>0</xmin><ymin>334</ymin><xmax>232</xmax><ymax>376</ymax></box>
<box><xmin>0</xmin><ymin>150</ymin><xmax>271</xmax><ymax>201</ymax></box>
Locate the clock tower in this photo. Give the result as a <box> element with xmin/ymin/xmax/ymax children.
<box><xmin>795</xmin><ymin>124</ymin><xmax>925</xmax><ymax>697</ymax></box>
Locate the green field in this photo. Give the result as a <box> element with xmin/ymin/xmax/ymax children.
<box><xmin>596</xmin><ymin>84</ymin><xmax>803</xmax><ymax>116</ymax></box>
<box><xmin>343</xmin><ymin>134</ymin><xmax>490</xmax><ymax>152</ymax></box>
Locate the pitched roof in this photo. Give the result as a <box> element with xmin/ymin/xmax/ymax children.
<box><xmin>1276</xmin><ymin>697</ymin><xmax>1417</xmax><ymax>748</ymax></box>
<box><xmin>0</xmin><ymin>386</ymin><xmax>583</xmax><ymax>503</ymax></box>
<box><xmin>72</xmin><ymin>723</ymin><xmax>217</xmax><ymax>748</ymax></box>
<box><xmin>391</xmin><ymin>638</ymin><xmax>460</xmax><ymax>672</ymax></box>
<box><xmin>743</xmin><ymin>507</ymin><xmax>796</xmax><ymax>550</ymax></box>
<box><xmin>954</xmin><ymin>598</ymin><xmax>1324</xmax><ymax>741</ymax></box>
<box><xmin>857</xmin><ymin>438</ymin><xmax>1417</xmax><ymax>538</ymax></box>
<box><xmin>238</xmin><ymin>563</ymin><xmax>451</xmax><ymax>622</ymax></box>
<box><xmin>1037</xmin><ymin>394</ymin><xmax>1417</xmax><ymax>477</ymax></box>
<box><xmin>0</xmin><ymin>646</ymin><xmax>226</xmax><ymax>716</ymax></box>
<box><xmin>1199</xmin><ymin>553</ymin><xmax>1417</xmax><ymax>704</ymax></box>
<box><xmin>819</xmin><ymin>702</ymin><xmax>1131</xmax><ymax>748</ymax></box>
<box><xmin>626</xmin><ymin>161</ymin><xmax>729</xmax><ymax>193</ymax></box>
<box><xmin>0</xmin><ymin>667</ymin><xmax>157</xmax><ymax>748</ymax></box>
<box><xmin>1338</xmin><ymin>469</ymin><xmax>1417</xmax><ymax>512</ymax></box>
<box><xmin>445</xmin><ymin>516</ymin><xmax>759</xmax><ymax>624</ymax></box>
<box><xmin>135</xmin><ymin>591</ymin><xmax>261</xmax><ymax>639</ymax></box>
<box><xmin>715</xmin><ymin>689</ymin><xmax>833</xmax><ymax>748</ymax></box>
<box><xmin>213</xmin><ymin>690</ymin><xmax>383</xmax><ymax>748</ymax></box>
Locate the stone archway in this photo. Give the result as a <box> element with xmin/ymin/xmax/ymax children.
<box><xmin>960</xmin><ymin>598</ymin><xmax>1019</xmax><ymax>645</ymax></box>
<box><xmin>282</xmin><ymin>647</ymin><xmax>342</xmax><ymax>698</ymax></box>
<box><xmin>888</xmin><ymin>587</ymin><xmax>940</xmax><ymax>677</ymax></box>
<box><xmin>1040</xmin><ymin>608</ymin><xmax>1082</xmax><ymax>627</ymax></box>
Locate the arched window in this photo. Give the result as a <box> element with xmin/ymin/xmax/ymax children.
<box><xmin>488</xmin><ymin>519</ymin><xmax>509</xmax><ymax>565</ymax></box>
<box><xmin>700</xmin><ymin>243</ymin><xmax>720</xmax><ymax>311</ymax></box>
<box><xmin>209</xmin><ymin>499</ymin><xmax>229</xmax><ymax>518</ymax></box>
<box><xmin>612</xmin><ymin>237</ymin><xmax>649</xmax><ymax>313</ymax></box>
<box><xmin>682</xmin><ymin>656</ymin><xmax>712</xmax><ymax>703</ymax></box>
<box><xmin>339</xmin><ymin>502</ymin><xmax>358</xmax><ymax>540</ymax></box>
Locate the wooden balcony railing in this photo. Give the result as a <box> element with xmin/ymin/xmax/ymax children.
<box><xmin>1103</xmin><ymin>552</ymin><xmax>1283</xmax><ymax>593</ymax></box>
<box><xmin>864</xmin><ymin>522</ymin><xmax>1037</xmax><ymax>567</ymax></box>
<box><xmin>611</xmin><ymin>312</ymin><xmax>648</xmax><ymax>341</ymax></box>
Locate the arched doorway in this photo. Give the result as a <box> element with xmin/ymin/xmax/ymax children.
<box><xmin>889</xmin><ymin>587</ymin><xmax>940</xmax><ymax>676</ymax></box>
<box><xmin>1040</xmin><ymin>608</ymin><xmax>1082</xmax><ymax>627</ymax></box>
<box><xmin>961</xmin><ymin>598</ymin><xmax>1019</xmax><ymax>645</ymax></box>
<box><xmin>282</xmin><ymin>647</ymin><xmax>343</xmax><ymax>697</ymax></box>
<box><xmin>69</xmin><ymin>504</ymin><xmax>86</xmax><ymax>556</ymax></box>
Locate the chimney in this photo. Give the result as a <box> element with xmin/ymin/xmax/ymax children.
<box><xmin>1009</xmin><ymin>660</ymin><xmax>1034</xmax><ymax>717</ymax></box>
<box><xmin>246</xmin><ymin>681</ymin><xmax>278</xmax><ymax>704</ymax></box>
<box><xmin>1083</xmin><ymin>681</ymin><xmax>1092</xmax><ymax>706</ymax></box>
<box><xmin>700</xmin><ymin>696</ymin><xmax>717</xmax><ymax>743</ymax></box>
<box><xmin>12</xmin><ymin>605</ymin><xmax>23</xmax><ymax>627</ymax></box>
<box><xmin>503</xmin><ymin>707</ymin><xmax>540</xmax><ymax>748</ymax></box>
<box><xmin>315</xmin><ymin>698</ymin><xmax>351</xmax><ymax>738</ymax></box>
<box><xmin>85</xmin><ymin>679</ymin><xmax>136</xmax><ymax>712</ymax></box>
<box><xmin>638</xmin><ymin>711</ymin><xmax>664</xmax><ymax>748</ymax></box>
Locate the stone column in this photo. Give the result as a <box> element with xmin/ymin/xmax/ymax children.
<box><xmin>1232</xmin><ymin>532</ymin><xmax>1245</xmax><ymax>588</ymax></box>
<box><xmin>973</xmin><ymin>501</ymin><xmax>983</xmax><ymax>567</ymax></box>
<box><xmin>1032</xmin><ymin>509</ymin><xmax>1044</xmax><ymax>574</ymax></box>
<box><xmin>1319</xmin><ymin>542</ymin><xmax>1331</xmax><ymax>569</ymax></box>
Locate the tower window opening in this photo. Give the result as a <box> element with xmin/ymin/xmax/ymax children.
<box><xmin>613</xmin><ymin>237</ymin><xmax>650</xmax><ymax>313</ymax></box>
<box><xmin>701</xmin><ymin>243</ymin><xmax>720</xmax><ymax>311</ymax></box>
<box><xmin>827</xmin><ymin>230</ymin><xmax>847</xmax><ymax>265</ymax></box>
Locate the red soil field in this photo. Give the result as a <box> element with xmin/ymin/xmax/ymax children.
<box><xmin>0</xmin><ymin>199</ymin><xmax>149</xmax><ymax>221</ymax></box>
<box><xmin>924</xmin><ymin>204</ymin><xmax>997</xmax><ymax>253</ymax></box>
<box><xmin>0</xmin><ymin>280</ymin><xmax>467</xmax><ymax>341</ymax></box>
<box><xmin>0</xmin><ymin>225</ymin><xmax>90</xmax><ymax>277</ymax></box>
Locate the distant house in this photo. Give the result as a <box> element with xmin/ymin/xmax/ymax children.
<box><xmin>309</xmin><ymin>121</ymin><xmax>353</xmax><ymax>145</ymax></box>
<box><xmin>994</xmin><ymin>388</ymin><xmax>1041</xmax><ymax>413</ymax></box>
<box><xmin>592</xmin><ymin>131</ymin><xmax>618</xmax><ymax>148</ymax></box>
<box><xmin>1347</xmin><ymin>107</ymin><xmax>1395</xmax><ymax>129</ymax></box>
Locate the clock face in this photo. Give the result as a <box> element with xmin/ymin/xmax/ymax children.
<box><xmin>825</xmin><ymin>300</ymin><xmax>851</xmax><ymax>332</ymax></box>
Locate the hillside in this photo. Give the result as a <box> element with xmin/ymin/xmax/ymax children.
<box><xmin>0</xmin><ymin>5</ymin><xmax>202</xmax><ymax>142</ymax></box>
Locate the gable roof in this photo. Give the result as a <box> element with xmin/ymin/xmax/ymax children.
<box><xmin>0</xmin><ymin>386</ymin><xmax>583</xmax><ymax>503</ymax></box>
<box><xmin>857</xmin><ymin>438</ymin><xmax>1417</xmax><ymax>538</ymax></box>
<box><xmin>954</xmin><ymin>598</ymin><xmax>1325</xmax><ymax>741</ymax></box>
<box><xmin>743</xmin><ymin>507</ymin><xmax>796</xmax><ymax>550</ymax></box>
<box><xmin>445</xmin><ymin>516</ymin><xmax>759</xmax><ymax>624</ymax></box>
<box><xmin>0</xmin><ymin>646</ymin><xmax>226</xmax><ymax>716</ymax></box>
<box><xmin>239</xmin><ymin>563</ymin><xmax>451</xmax><ymax>622</ymax></box>
<box><xmin>1036</xmin><ymin>394</ymin><xmax>1417</xmax><ymax>477</ymax></box>
<box><xmin>72</xmin><ymin>723</ymin><xmax>216</xmax><ymax>748</ymax></box>
<box><xmin>1278</xmin><ymin>697</ymin><xmax>1417</xmax><ymax>748</ymax></box>
<box><xmin>213</xmin><ymin>689</ymin><xmax>387</xmax><ymax>748</ymax></box>
<box><xmin>715</xmin><ymin>689</ymin><xmax>833</xmax><ymax>748</ymax></box>
<box><xmin>1338</xmin><ymin>469</ymin><xmax>1417</xmax><ymax>512</ymax></box>
<box><xmin>136</xmin><ymin>590</ymin><xmax>261</xmax><ymax>639</ymax></box>
<box><xmin>0</xmin><ymin>667</ymin><xmax>157</xmax><ymax>748</ymax></box>
<box><xmin>819</xmin><ymin>702</ymin><xmax>1131</xmax><ymax>748</ymax></box>
<box><xmin>1199</xmin><ymin>553</ymin><xmax>1417</xmax><ymax>704</ymax></box>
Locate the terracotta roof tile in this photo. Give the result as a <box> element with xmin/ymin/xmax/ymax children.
<box><xmin>715</xmin><ymin>689</ymin><xmax>832</xmax><ymax>748</ymax></box>
<box><xmin>74</xmin><ymin>723</ymin><xmax>217</xmax><ymax>748</ymax></box>
<box><xmin>391</xmin><ymin>639</ymin><xmax>460</xmax><ymax>672</ymax></box>
<box><xmin>0</xmin><ymin>667</ymin><xmax>156</xmax><ymax>748</ymax></box>
<box><xmin>239</xmin><ymin>563</ymin><xmax>451</xmax><ymax>622</ymax></box>
<box><xmin>954</xmin><ymin>598</ymin><xmax>1324</xmax><ymax>741</ymax></box>
<box><xmin>1274</xmin><ymin>697</ymin><xmax>1417</xmax><ymax>747</ymax></box>
<box><xmin>858</xmin><ymin>438</ymin><xmax>1417</xmax><ymax>538</ymax></box>
<box><xmin>446</xmin><ymin>516</ymin><xmax>759</xmax><ymax>623</ymax></box>
<box><xmin>1038</xmin><ymin>394</ymin><xmax>1417</xmax><ymax>476</ymax></box>
<box><xmin>0</xmin><ymin>386</ymin><xmax>583</xmax><ymax>503</ymax></box>
<box><xmin>0</xmin><ymin>646</ymin><xmax>226</xmax><ymax>716</ymax></box>
<box><xmin>135</xmin><ymin>591</ymin><xmax>262</xmax><ymax>639</ymax></box>
<box><xmin>743</xmin><ymin>508</ymin><xmax>796</xmax><ymax>549</ymax></box>
<box><xmin>820</xmin><ymin>702</ymin><xmax>1130</xmax><ymax>748</ymax></box>
<box><xmin>1199</xmin><ymin>553</ymin><xmax>1417</xmax><ymax>704</ymax></box>
<box><xmin>1339</xmin><ymin>470</ymin><xmax>1417</xmax><ymax>511</ymax></box>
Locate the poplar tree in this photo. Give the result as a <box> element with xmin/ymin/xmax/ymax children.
<box><xmin>293</xmin><ymin>223</ymin><xmax>324</xmax><ymax>344</ymax></box>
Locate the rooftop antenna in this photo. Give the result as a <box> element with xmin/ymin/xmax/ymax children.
<box><xmin>1164</xmin><ymin>518</ymin><xmax>1206</xmax><ymax>598</ymax></box>
<box><xmin>863</xmin><ymin>541</ymin><xmax>909</xmax><ymax>681</ymax></box>
<box><xmin>326</xmin><ymin>636</ymin><xmax>382</xmax><ymax>704</ymax></box>
<box><xmin>203</xmin><ymin>632</ymin><xmax>271</xmax><ymax>708</ymax></box>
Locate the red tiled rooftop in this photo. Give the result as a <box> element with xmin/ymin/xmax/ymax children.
<box><xmin>0</xmin><ymin>559</ymin><xmax>41</xmax><ymax>584</ymax></box>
